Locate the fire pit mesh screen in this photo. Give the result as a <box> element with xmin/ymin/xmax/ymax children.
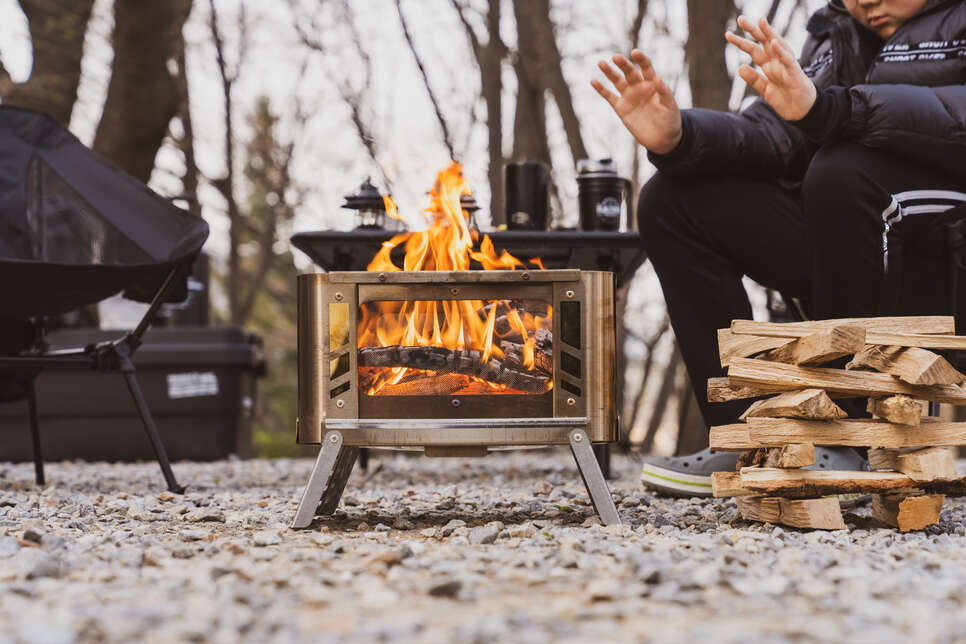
<box><xmin>355</xmin><ymin>298</ymin><xmax>553</xmax><ymax>396</ymax></box>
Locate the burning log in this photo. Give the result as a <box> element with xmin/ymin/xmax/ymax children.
<box><xmin>500</xmin><ymin>339</ymin><xmax>552</xmax><ymax>375</ymax></box>
<box><xmin>498</xmin><ymin>327</ymin><xmax>553</xmax><ymax>351</ymax></box>
<box><xmin>358</xmin><ymin>345</ymin><xmax>550</xmax><ymax>393</ymax></box>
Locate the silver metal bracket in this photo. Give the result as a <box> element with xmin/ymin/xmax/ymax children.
<box><xmin>569</xmin><ymin>429</ymin><xmax>621</xmax><ymax>525</ymax></box>
<box><xmin>291</xmin><ymin>430</ymin><xmax>358</xmax><ymax>529</ymax></box>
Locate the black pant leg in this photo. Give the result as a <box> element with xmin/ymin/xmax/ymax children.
<box><xmin>803</xmin><ymin>141</ymin><xmax>966</xmax><ymax>319</ymax></box>
<box><xmin>638</xmin><ymin>173</ymin><xmax>808</xmax><ymax>431</ymax></box>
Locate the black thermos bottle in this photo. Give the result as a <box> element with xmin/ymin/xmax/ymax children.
<box><xmin>576</xmin><ymin>158</ymin><xmax>631</xmax><ymax>231</ymax></box>
<box><xmin>504</xmin><ymin>161</ymin><xmax>549</xmax><ymax>230</ymax></box>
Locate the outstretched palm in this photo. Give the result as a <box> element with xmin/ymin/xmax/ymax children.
<box><xmin>591</xmin><ymin>50</ymin><xmax>682</xmax><ymax>155</ymax></box>
<box><xmin>726</xmin><ymin>16</ymin><xmax>817</xmax><ymax>121</ymax></box>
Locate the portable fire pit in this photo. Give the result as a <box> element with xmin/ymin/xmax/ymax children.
<box><xmin>291</xmin><ymin>267</ymin><xmax>620</xmax><ymax>527</ymax></box>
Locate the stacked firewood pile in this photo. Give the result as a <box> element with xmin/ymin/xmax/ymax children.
<box><xmin>709</xmin><ymin>315</ymin><xmax>966</xmax><ymax>531</ymax></box>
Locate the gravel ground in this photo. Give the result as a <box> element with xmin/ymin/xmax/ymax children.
<box><xmin>3</xmin><ymin>451</ymin><xmax>966</xmax><ymax>643</ymax></box>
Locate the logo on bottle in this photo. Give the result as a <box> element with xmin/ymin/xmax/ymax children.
<box><xmin>596</xmin><ymin>197</ymin><xmax>621</xmax><ymax>221</ymax></box>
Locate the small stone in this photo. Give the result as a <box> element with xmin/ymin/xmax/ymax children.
<box><xmin>420</xmin><ymin>527</ymin><xmax>438</xmax><ymax>538</ymax></box>
<box><xmin>342</xmin><ymin>496</ymin><xmax>361</xmax><ymax>506</ymax></box>
<box><xmin>356</xmin><ymin>522</ymin><xmax>370</xmax><ymax>531</ymax></box>
<box><xmin>374</xmin><ymin>523</ymin><xmax>391</xmax><ymax>532</ymax></box>
<box><xmin>27</xmin><ymin>552</ymin><xmax>65</xmax><ymax>579</ymax></box>
<box><xmin>0</xmin><ymin>536</ymin><xmax>20</xmax><ymax>558</ymax></box>
<box><xmin>620</xmin><ymin>496</ymin><xmax>641</xmax><ymax>508</ymax></box>
<box><xmin>588</xmin><ymin>578</ymin><xmax>620</xmax><ymax>602</ymax></box>
<box><xmin>469</xmin><ymin>523</ymin><xmax>501</xmax><ymax>545</ymax></box>
<box><xmin>181</xmin><ymin>529</ymin><xmax>207</xmax><ymax>542</ymax></box>
<box><xmin>184</xmin><ymin>508</ymin><xmax>226</xmax><ymax>523</ymax></box>
<box><xmin>22</xmin><ymin>526</ymin><xmax>44</xmax><ymax>544</ymax></box>
<box><xmin>41</xmin><ymin>534</ymin><xmax>67</xmax><ymax>550</ymax></box>
<box><xmin>439</xmin><ymin>519</ymin><xmax>466</xmax><ymax>537</ymax></box>
<box><xmin>143</xmin><ymin>548</ymin><xmax>167</xmax><ymax>567</ymax></box>
<box><xmin>581</xmin><ymin>516</ymin><xmax>602</xmax><ymax>528</ymax></box>
<box><xmin>171</xmin><ymin>546</ymin><xmax>195</xmax><ymax>559</ymax></box>
<box><xmin>427</xmin><ymin>579</ymin><xmax>462</xmax><ymax>598</ymax></box>
<box><xmin>534</xmin><ymin>481</ymin><xmax>553</xmax><ymax>496</ymax></box>
<box><xmin>252</xmin><ymin>531</ymin><xmax>282</xmax><ymax>547</ymax></box>
<box><xmin>392</xmin><ymin>518</ymin><xmax>415</xmax><ymax>530</ymax></box>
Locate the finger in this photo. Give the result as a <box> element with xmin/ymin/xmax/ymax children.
<box><xmin>760</xmin><ymin>18</ymin><xmax>796</xmax><ymax>58</ymax></box>
<box><xmin>597</xmin><ymin>60</ymin><xmax>628</xmax><ymax>91</ymax></box>
<box><xmin>590</xmin><ymin>79</ymin><xmax>619</xmax><ymax>108</ymax></box>
<box><xmin>738</xmin><ymin>64</ymin><xmax>768</xmax><ymax>95</ymax></box>
<box><xmin>769</xmin><ymin>39</ymin><xmax>799</xmax><ymax>70</ymax></box>
<box><xmin>629</xmin><ymin>49</ymin><xmax>656</xmax><ymax>81</ymax></box>
<box><xmin>612</xmin><ymin>54</ymin><xmax>644</xmax><ymax>84</ymax></box>
<box><xmin>725</xmin><ymin>31</ymin><xmax>768</xmax><ymax>65</ymax></box>
<box><xmin>737</xmin><ymin>14</ymin><xmax>766</xmax><ymax>44</ymax></box>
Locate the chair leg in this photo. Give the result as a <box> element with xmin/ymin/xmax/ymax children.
<box><xmin>120</xmin><ymin>369</ymin><xmax>185</xmax><ymax>494</ymax></box>
<box><xmin>26</xmin><ymin>381</ymin><xmax>44</xmax><ymax>486</ymax></box>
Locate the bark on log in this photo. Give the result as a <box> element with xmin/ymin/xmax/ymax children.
<box><xmin>357</xmin><ymin>345</ymin><xmax>549</xmax><ymax>393</ymax></box>
<box><xmin>499</xmin><ymin>340</ymin><xmax>552</xmax><ymax>374</ymax></box>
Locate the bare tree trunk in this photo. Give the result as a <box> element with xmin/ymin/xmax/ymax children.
<box><xmin>627</xmin><ymin>0</ymin><xmax>649</xmax><ymax>231</ymax></box>
<box><xmin>208</xmin><ymin>0</ymin><xmax>244</xmax><ymax>324</ymax></box>
<box><xmin>174</xmin><ymin>43</ymin><xmax>199</xmax><ymax>205</ymax></box>
<box><xmin>685</xmin><ymin>0</ymin><xmax>735</xmax><ymax>110</ymax></box>
<box><xmin>510</xmin><ymin>0</ymin><xmax>550</xmax><ymax>164</ymax></box>
<box><xmin>93</xmin><ymin>0</ymin><xmax>192</xmax><ymax>183</ymax></box>
<box><xmin>1</xmin><ymin>0</ymin><xmax>95</xmax><ymax>125</ymax></box>
<box><xmin>674</xmin><ymin>372</ymin><xmax>706</xmax><ymax>455</ymax></box>
<box><xmin>452</xmin><ymin>0</ymin><xmax>506</xmax><ymax>226</ymax></box>
<box><xmin>627</xmin><ymin>315</ymin><xmax>669</xmax><ymax>444</ymax></box>
<box><xmin>511</xmin><ymin>0</ymin><xmax>587</xmax><ymax>164</ymax></box>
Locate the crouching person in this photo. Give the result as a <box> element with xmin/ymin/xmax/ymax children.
<box><xmin>592</xmin><ymin>0</ymin><xmax>966</xmax><ymax>496</ymax></box>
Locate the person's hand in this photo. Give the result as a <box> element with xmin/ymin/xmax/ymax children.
<box><xmin>726</xmin><ymin>15</ymin><xmax>817</xmax><ymax>121</ymax></box>
<box><xmin>591</xmin><ymin>50</ymin><xmax>682</xmax><ymax>155</ymax></box>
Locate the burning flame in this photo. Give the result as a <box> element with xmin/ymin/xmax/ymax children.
<box><xmin>357</xmin><ymin>162</ymin><xmax>551</xmax><ymax>395</ymax></box>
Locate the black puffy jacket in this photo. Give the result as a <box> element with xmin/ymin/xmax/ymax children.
<box><xmin>650</xmin><ymin>0</ymin><xmax>966</xmax><ymax>179</ymax></box>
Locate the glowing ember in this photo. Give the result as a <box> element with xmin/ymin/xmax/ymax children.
<box><xmin>357</xmin><ymin>162</ymin><xmax>551</xmax><ymax>396</ymax></box>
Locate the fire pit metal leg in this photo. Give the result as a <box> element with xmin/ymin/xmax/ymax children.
<box><xmin>569</xmin><ymin>429</ymin><xmax>621</xmax><ymax>526</ymax></box>
<box><xmin>292</xmin><ymin>430</ymin><xmax>354</xmax><ymax>529</ymax></box>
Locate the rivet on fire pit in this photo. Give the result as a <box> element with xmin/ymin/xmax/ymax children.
<box><xmin>572</xmin><ymin>431</ymin><xmax>583</xmax><ymax>441</ymax></box>
<box><xmin>329</xmin><ymin>434</ymin><xmax>340</xmax><ymax>443</ymax></box>
<box><xmin>334</xmin><ymin>292</ymin><xmax>344</xmax><ymax>301</ymax></box>
<box><xmin>567</xmin><ymin>397</ymin><xmax>576</xmax><ymax>406</ymax></box>
<box><xmin>450</xmin><ymin>287</ymin><xmax>460</xmax><ymax>296</ymax></box>
<box><xmin>521</xmin><ymin>272</ymin><xmax>531</xmax><ymax>281</ymax></box>
<box><xmin>336</xmin><ymin>400</ymin><xmax>345</xmax><ymax>408</ymax></box>
<box><xmin>378</xmin><ymin>272</ymin><xmax>387</xmax><ymax>282</ymax></box>
<box><xmin>451</xmin><ymin>399</ymin><xmax>461</xmax><ymax>408</ymax></box>
<box><xmin>566</xmin><ymin>290</ymin><xmax>575</xmax><ymax>298</ymax></box>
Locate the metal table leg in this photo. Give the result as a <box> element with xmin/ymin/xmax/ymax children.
<box><xmin>292</xmin><ymin>430</ymin><xmax>357</xmax><ymax>528</ymax></box>
<box><xmin>570</xmin><ymin>430</ymin><xmax>620</xmax><ymax>526</ymax></box>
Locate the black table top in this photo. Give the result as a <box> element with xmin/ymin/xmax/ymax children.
<box><xmin>290</xmin><ymin>229</ymin><xmax>646</xmax><ymax>287</ymax></box>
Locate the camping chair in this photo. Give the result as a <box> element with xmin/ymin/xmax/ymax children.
<box><xmin>0</xmin><ymin>106</ymin><xmax>209</xmax><ymax>493</ymax></box>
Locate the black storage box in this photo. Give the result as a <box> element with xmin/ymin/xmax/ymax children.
<box><xmin>0</xmin><ymin>326</ymin><xmax>264</xmax><ymax>462</ymax></box>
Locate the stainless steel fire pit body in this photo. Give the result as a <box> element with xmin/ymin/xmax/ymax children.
<box><xmin>291</xmin><ymin>269</ymin><xmax>621</xmax><ymax>527</ymax></box>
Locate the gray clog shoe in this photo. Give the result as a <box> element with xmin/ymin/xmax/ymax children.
<box><xmin>640</xmin><ymin>446</ymin><xmax>867</xmax><ymax>498</ymax></box>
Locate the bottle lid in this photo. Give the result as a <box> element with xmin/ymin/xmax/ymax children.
<box><xmin>577</xmin><ymin>158</ymin><xmax>618</xmax><ymax>176</ymax></box>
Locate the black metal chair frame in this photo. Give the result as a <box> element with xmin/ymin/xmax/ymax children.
<box><xmin>0</xmin><ymin>263</ymin><xmax>191</xmax><ymax>493</ymax></box>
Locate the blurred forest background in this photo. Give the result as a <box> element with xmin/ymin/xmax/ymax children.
<box><xmin>0</xmin><ymin>0</ymin><xmax>825</xmax><ymax>457</ymax></box>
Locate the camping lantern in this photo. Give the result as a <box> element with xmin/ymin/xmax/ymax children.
<box><xmin>343</xmin><ymin>178</ymin><xmax>389</xmax><ymax>229</ymax></box>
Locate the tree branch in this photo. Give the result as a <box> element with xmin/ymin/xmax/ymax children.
<box><xmin>395</xmin><ymin>0</ymin><xmax>456</xmax><ymax>160</ymax></box>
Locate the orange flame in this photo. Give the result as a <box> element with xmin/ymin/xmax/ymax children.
<box><xmin>358</xmin><ymin>162</ymin><xmax>550</xmax><ymax>395</ymax></box>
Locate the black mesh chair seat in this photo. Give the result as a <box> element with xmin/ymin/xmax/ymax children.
<box><xmin>0</xmin><ymin>105</ymin><xmax>209</xmax><ymax>492</ymax></box>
